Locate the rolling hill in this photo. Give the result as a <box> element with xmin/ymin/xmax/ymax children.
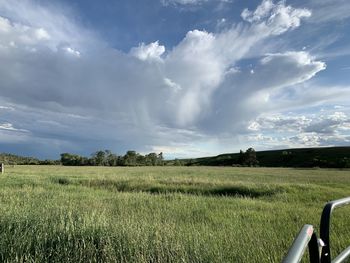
<box><xmin>174</xmin><ymin>147</ymin><xmax>350</xmax><ymax>168</ymax></box>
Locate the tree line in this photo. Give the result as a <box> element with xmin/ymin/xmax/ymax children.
<box><xmin>2</xmin><ymin>147</ymin><xmax>349</xmax><ymax>168</ymax></box>
<box><xmin>60</xmin><ymin>150</ymin><xmax>164</xmax><ymax>166</ymax></box>
<box><xmin>1</xmin><ymin>148</ymin><xmax>258</xmax><ymax>167</ymax></box>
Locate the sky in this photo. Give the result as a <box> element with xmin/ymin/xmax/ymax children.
<box><xmin>0</xmin><ymin>0</ymin><xmax>350</xmax><ymax>159</ymax></box>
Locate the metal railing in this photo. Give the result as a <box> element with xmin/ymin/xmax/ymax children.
<box><xmin>282</xmin><ymin>197</ymin><xmax>350</xmax><ymax>263</ymax></box>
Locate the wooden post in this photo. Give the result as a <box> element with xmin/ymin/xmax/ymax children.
<box><xmin>0</xmin><ymin>163</ymin><xmax>4</xmax><ymax>174</ymax></box>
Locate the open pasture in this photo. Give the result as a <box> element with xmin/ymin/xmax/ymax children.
<box><xmin>0</xmin><ymin>166</ymin><xmax>349</xmax><ymax>262</ymax></box>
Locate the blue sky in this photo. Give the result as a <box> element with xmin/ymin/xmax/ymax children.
<box><xmin>0</xmin><ymin>0</ymin><xmax>350</xmax><ymax>159</ymax></box>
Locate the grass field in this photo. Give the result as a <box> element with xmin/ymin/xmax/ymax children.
<box><xmin>0</xmin><ymin>166</ymin><xmax>349</xmax><ymax>262</ymax></box>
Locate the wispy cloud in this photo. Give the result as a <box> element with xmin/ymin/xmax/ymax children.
<box><xmin>308</xmin><ymin>0</ymin><xmax>350</xmax><ymax>23</ymax></box>
<box><xmin>0</xmin><ymin>122</ymin><xmax>28</xmax><ymax>132</ymax></box>
<box><xmin>161</xmin><ymin>0</ymin><xmax>208</xmax><ymax>5</ymax></box>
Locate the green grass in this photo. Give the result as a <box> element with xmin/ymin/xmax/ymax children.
<box><xmin>0</xmin><ymin>166</ymin><xmax>349</xmax><ymax>262</ymax></box>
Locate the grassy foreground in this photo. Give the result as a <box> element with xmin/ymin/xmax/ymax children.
<box><xmin>0</xmin><ymin>166</ymin><xmax>349</xmax><ymax>262</ymax></box>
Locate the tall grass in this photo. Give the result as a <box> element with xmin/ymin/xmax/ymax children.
<box><xmin>0</xmin><ymin>166</ymin><xmax>349</xmax><ymax>262</ymax></box>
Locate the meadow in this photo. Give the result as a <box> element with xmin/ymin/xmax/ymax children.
<box><xmin>0</xmin><ymin>166</ymin><xmax>349</xmax><ymax>262</ymax></box>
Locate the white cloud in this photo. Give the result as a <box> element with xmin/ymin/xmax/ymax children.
<box><xmin>0</xmin><ymin>122</ymin><xmax>27</xmax><ymax>132</ymax></box>
<box><xmin>63</xmin><ymin>46</ymin><xmax>80</xmax><ymax>57</ymax></box>
<box><xmin>288</xmin><ymin>133</ymin><xmax>350</xmax><ymax>148</ymax></box>
<box><xmin>247</xmin><ymin>121</ymin><xmax>261</xmax><ymax>131</ymax></box>
<box><xmin>304</xmin><ymin>112</ymin><xmax>350</xmax><ymax>134</ymax></box>
<box><xmin>0</xmin><ymin>0</ymin><xmax>99</xmax><ymax>51</ymax></box>
<box><xmin>164</xmin><ymin>29</ymin><xmax>222</xmax><ymax>125</ymax></box>
<box><xmin>0</xmin><ymin>14</ymin><xmax>81</xmax><ymax>57</ymax></box>
<box><xmin>241</xmin><ymin>0</ymin><xmax>275</xmax><ymax>23</ymax></box>
<box><xmin>252</xmin><ymin>111</ymin><xmax>350</xmax><ymax>134</ymax></box>
<box><xmin>160</xmin><ymin>4</ymin><xmax>318</xmax><ymax>127</ymax></box>
<box><xmin>35</xmin><ymin>28</ymin><xmax>50</xmax><ymax>40</ymax></box>
<box><xmin>164</xmin><ymin>78</ymin><xmax>182</xmax><ymax>92</ymax></box>
<box><xmin>130</xmin><ymin>41</ymin><xmax>165</xmax><ymax>61</ymax></box>
<box><xmin>0</xmin><ymin>105</ymin><xmax>14</xmax><ymax>111</ymax></box>
<box><xmin>260</xmin><ymin>52</ymin><xmax>326</xmax><ymax>84</ymax></box>
<box><xmin>245</xmin><ymin>110</ymin><xmax>350</xmax><ymax>149</ymax></box>
<box><xmin>0</xmin><ymin>16</ymin><xmax>11</xmax><ymax>32</ymax></box>
<box><xmin>241</xmin><ymin>0</ymin><xmax>311</xmax><ymax>35</ymax></box>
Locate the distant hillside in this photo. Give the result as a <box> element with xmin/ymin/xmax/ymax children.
<box><xmin>0</xmin><ymin>153</ymin><xmax>59</xmax><ymax>165</ymax></box>
<box><xmin>173</xmin><ymin>147</ymin><xmax>350</xmax><ymax>168</ymax></box>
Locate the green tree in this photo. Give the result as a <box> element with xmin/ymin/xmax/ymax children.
<box><xmin>145</xmin><ymin>153</ymin><xmax>158</xmax><ymax>166</ymax></box>
<box><xmin>158</xmin><ymin>152</ymin><xmax>164</xmax><ymax>166</ymax></box>
<box><xmin>237</xmin><ymin>148</ymin><xmax>259</xmax><ymax>166</ymax></box>
<box><xmin>174</xmin><ymin>159</ymin><xmax>183</xmax><ymax>166</ymax></box>
<box><xmin>123</xmin><ymin>151</ymin><xmax>138</xmax><ymax>166</ymax></box>
<box><xmin>60</xmin><ymin>153</ymin><xmax>86</xmax><ymax>166</ymax></box>
<box><xmin>244</xmin><ymin>148</ymin><xmax>259</xmax><ymax>166</ymax></box>
<box><xmin>106</xmin><ymin>152</ymin><xmax>119</xmax><ymax>166</ymax></box>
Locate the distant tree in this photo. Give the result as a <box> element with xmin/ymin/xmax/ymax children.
<box><xmin>158</xmin><ymin>152</ymin><xmax>164</xmax><ymax>166</ymax></box>
<box><xmin>123</xmin><ymin>151</ymin><xmax>138</xmax><ymax>166</ymax></box>
<box><xmin>174</xmin><ymin>159</ymin><xmax>183</xmax><ymax>166</ymax></box>
<box><xmin>93</xmin><ymin>150</ymin><xmax>107</xmax><ymax>166</ymax></box>
<box><xmin>136</xmin><ymin>154</ymin><xmax>145</xmax><ymax>165</ymax></box>
<box><xmin>145</xmin><ymin>153</ymin><xmax>158</xmax><ymax>166</ymax></box>
<box><xmin>60</xmin><ymin>153</ymin><xmax>71</xmax><ymax>165</ymax></box>
<box><xmin>60</xmin><ymin>153</ymin><xmax>86</xmax><ymax>166</ymax></box>
<box><xmin>106</xmin><ymin>152</ymin><xmax>119</xmax><ymax>166</ymax></box>
<box><xmin>244</xmin><ymin>148</ymin><xmax>258</xmax><ymax>166</ymax></box>
<box><xmin>186</xmin><ymin>159</ymin><xmax>194</xmax><ymax>166</ymax></box>
<box><xmin>238</xmin><ymin>148</ymin><xmax>259</xmax><ymax>166</ymax></box>
<box><xmin>116</xmin><ymin>155</ymin><xmax>124</xmax><ymax>166</ymax></box>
